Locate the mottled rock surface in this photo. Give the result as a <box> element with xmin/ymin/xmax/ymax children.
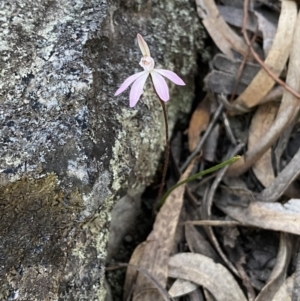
<box><xmin>0</xmin><ymin>0</ymin><xmax>204</xmax><ymax>300</ymax></box>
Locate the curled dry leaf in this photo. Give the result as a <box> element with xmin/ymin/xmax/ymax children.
<box><xmin>233</xmin><ymin>0</ymin><xmax>297</xmax><ymax>109</ymax></box>
<box><xmin>123</xmin><ymin>242</ymin><xmax>146</xmax><ymax>301</ymax></box>
<box><xmin>168</xmin><ymin>278</ymin><xmax>197</xmax><ymax>298</ymax></box>
<box><xmin>129</xmin><ymin>161</ymin><xmax>194</xmax><ymax>301</ymax></box>
<box><xmin>258</xmin><ymin>146</ymin><xmax>300</xmax><ymax>202</ymax></box>
<box><xmin>272</xmin><ymin>274</ymin><xmax>294</xmax><ymax>301</ymax></box>
<box><xmin>185</xmin><ymin>223</ymin><xmax>220</xmax><ymax>263</ymax></box>
<box><xmin>188</xmin><ymin>94</ymin><xmax>211</xmax><ymax>152</ymax></box>
<box><xmin>254</xmin><ymin>9</ymin><xmax>277</xmax><ymax>55</ymax></box>
<box><xmin>168</xmin><ymin>253</ymin><xmax>247</xmax><ymax>301</ymax></box>
<box><xmin>215</xmin><ymin>197</ymin><xmax>300</xmax><ymax>236</ymax></box>
<box><xmin>204</xmin><ymin>289</ymin><xmax>217</xmax><ymax>301</ymax></box>
<box><xmin>248</xmin><ymin>103</ymin><xmax>278</xmax><ymax>187</ymax></box>
<box><xmin>117</xmin><ymin>262</ymin><xmax>171</xmax><ymax>301</ymax></box>
<box><xmin>195</xmin><ymin>0</ymin><xmax>248</xmax><ymax>59</ymax></box>
<box><xmin>255</xmin><ymin>233</ymin><xmax>292</xmax><ymax>301</ymax></box>
<box><xmin>227</xmin><ymin>7</ymin><xmax>300</xmax><ymax>176</ymax></box>
<box><xmin>190</xmin><ymin>289</ymin><xmax>207</xmax><ymax>301</ymax></box>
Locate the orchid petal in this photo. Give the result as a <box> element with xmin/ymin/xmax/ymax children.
<box><xmin>155</xmin><ymin>69</ymin><xmax>185</xmax><ymax>86</ymax></box>
<box><xmin>137</xmin><ymin>34</ymin><xmax>151</xmax><ymax>57</ymax></box>
<box><xmin>129</xmin><ymin>72</ymin><xmax>149</xmax><ymax>107</ymax></box>
<box><xmin>150</xmin><ymin>71</ymin><xmax>169</xmax><ymax>102</ymax></box>
<box><xmin>115</xmin><ymin>71</ymin><xmax>147</xmax><ymax>96</ymax></box>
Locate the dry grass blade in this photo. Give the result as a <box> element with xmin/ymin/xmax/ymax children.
<box><xmin>248</xmin><ymin>103</ymin><xmax>278</xmax><ymax>187</ymax></box>
<box><xmin>130</xmin><ymin>161</ymin><xmax>195</xmax><ymax>301</ymax></box>
<box><xmin>195</xmin><ymin>0</ymin><xmax>248</xmax><ymax>59</ymax></box>
<box><xmin>258</xmin><ymin>147</ymin><xmax>300</xmax><ymax>202</ymax></box>
<box><xmin>215</xmin><ymin>198</ymin><xmax>300</xmax><ymax>236</ymax></box>
<box><xmin>233</xmin><ymin>0</ymin><xmax>297</xmax><ymax>109</ymax></box>
<box><xmin>255</xmin><ymin>233</ymin><xmax>292</xmax><ymax>301</ymax></box>
<box><xmin>227</xmin><ymin>9</ymin><xmax>300</xmax><ymax>176</ymax></box>
<box><xmin>272</xmin><ymin>274</ymin><xmax>294</xmax><ymax>301</ymax></box>
<box><xmin>168</xmin><ymin>253</ymin><xmax>247</xmax><ymax>301</ymax></box>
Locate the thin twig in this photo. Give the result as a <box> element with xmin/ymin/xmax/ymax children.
<box><xmin>184</xmin><ymin>220</ymin><xmax>240</xmax><ymax>226</ymax></box>
<box><xmin>222</xmin><ymin>111</ymin><xmax>237</xmax><ymax>145</ymax></box>
<box><xmin>229</xmin><ymin>25</ymin><xmax>258</xmax><ymax>103</ymax></box>
<box><xmin>242</xmin><ymin>0</ymin><xmax>300</xmax><ymax>99</ymax></box>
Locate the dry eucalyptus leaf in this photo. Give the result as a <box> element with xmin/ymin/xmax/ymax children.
<box><xmin>185</xmin><ymin>223</ymin><xmax>220</xmax><ymax>262</ymax></box>
<box><xmin>227</xmin><ymin>6</ymin><xmax>300</xmax><ymax>176</ymax></box>
<box><xmin>188</xmin><ymin>94</ymin><xmax>211</xmax><ymax>152</ymax></box>
<box><xmin>215</xmin><ymin>198</ymin><xmax>300</xmax><ymax>236</ymax></box>
<box><xmin>123</xmin><ymin>242</ymin><xmax>146</xmax><ymax>301</ymax></box>
<box><xmin>248</xmin><ymin>103</ymin><xmax>278</xmax><ymax>187</ymax></box>
<box><xmin>254</xmin><ymin>9</ymin><xmax>277</xmax><ymax>55</ymax></box>
<box><xmin>255</xmin><ymin>233</ymin><xmax>292</xmax><ymax>301</ymax></box>
<box><xmin>258</xmin><ymin>147</ymin><xmax>300</xmax><ymax>202</ymax></box>
<box><xmin>189</xmin><ymin>289</ymin><xmax>206</xmax><ymax>301</ymax></box>
<box><xmin>195</xmin><ymin>0</ymin><xmax>248</xmax><ymax>59</ymax></box>
<box><xmin>130</xmin><ymin>162</ymin><xmax>194</xmax><ymax>301</ymax></box>
<box><xmin>168</xmin><ymin>253</ymin><xmax>247</xmax><ymax>301</ymax></box>
<box><xmin>203</xmin><ymin>289</ymin><xmax>217</xmax><ymax>301</ymax></box>
<box><xmin>233</xmin><ymin>0</ymin><xmax>297</xmax><ymax>109</ymax></box>
<box><xmin>272</xmin><ymin>274</ymin><xmax>294</xmax><ymax>301</ymax></box>
<box><xmin>168</xmin><ymin>278</ymin><xmax>197</xmax><ymax>298</ymax></box>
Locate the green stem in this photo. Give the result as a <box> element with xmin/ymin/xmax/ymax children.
<box><xmin>158</xmin><ymin>156</ymin><xmax>240</xmax><ymax>208</ymax></box>
<box><xmin>154</xmin><ymin>100</ymin><xmax>169</xmax><ymax>213</ymax></box>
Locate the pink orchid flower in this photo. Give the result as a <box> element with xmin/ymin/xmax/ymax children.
<box><xmin>115</xmin><ymin>34</ymin><xmax>185</xmax><ymax>107</ymax></box>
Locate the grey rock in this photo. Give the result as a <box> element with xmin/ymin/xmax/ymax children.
<box><xmin>0</xmin><ymin>0</ymin><xmax>205</xmax><ymax>300</ymax></box>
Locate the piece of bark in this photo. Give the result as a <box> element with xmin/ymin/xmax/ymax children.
<box><xmin>218</xmin><ymin>5</ymin><xmax>259</xmax><ymax>34</ymax></box>
<box><xmin>204</xmin><ymin>71</ymin><xmax>247</xmax><ymax>95</ymax></box>
<box><xmin>213</xmin><ymin>54</ymin><xmax>261</xmax><ymax>85</ymax></box>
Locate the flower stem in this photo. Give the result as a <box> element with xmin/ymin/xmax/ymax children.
<box><xmin>153</xmin><ymin>100</ymin><xmax>170</xmax><ymax>214</ymax></box>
